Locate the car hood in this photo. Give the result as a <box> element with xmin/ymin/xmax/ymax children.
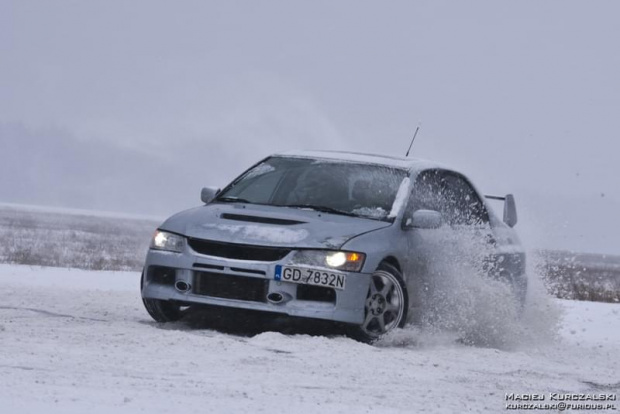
<box><xmin>159</xmin><ymin>203</ymin><xmax>392</xmax><ymax>249</ymax></box>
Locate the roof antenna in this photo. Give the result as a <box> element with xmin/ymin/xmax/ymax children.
<box><xmin>405</xmin><ymin>125</ymin><xmax>421</xmax><ymax>157</ymax></box>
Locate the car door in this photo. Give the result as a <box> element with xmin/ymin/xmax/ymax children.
<box><xmin>402</xmin><ymin>169</ymin><xmax>495</xmax><ymax>319</ymax></box>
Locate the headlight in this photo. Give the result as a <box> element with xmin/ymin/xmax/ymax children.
<box><xmin>291</xmin><ymin>250</ymin><xmax>366</xmax><ymax>272</ymax></box>
<box><xmin>150</xmin><ymin>230</ymin><xmax>185</xmax><ymax>253</ymax></box>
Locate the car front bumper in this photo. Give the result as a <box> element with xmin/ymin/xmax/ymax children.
<box><xmin>141</xmin><ymin>247</ymin><xmax>372</xmax><ymax>325</ymax></box>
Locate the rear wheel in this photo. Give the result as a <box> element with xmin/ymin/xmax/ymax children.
<box><xmin>350</xmin><ymin>262</ymin><xmax>408</xmax><ymax>342</ymax></box>
<box><xmin>141</xmin><ymin>271</ymin><xmax>183</xmax><ymax>322</ymax></box>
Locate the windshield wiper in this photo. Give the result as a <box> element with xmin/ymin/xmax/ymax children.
<box><xmin>283</xmin><ymin>204</ymin><xmax>359</xmax><ymax>218</ymax></box>
<box><xmin>216</xmin><ymin>196</ymin><xmax>253</xmax><ymax>204</ymax></box>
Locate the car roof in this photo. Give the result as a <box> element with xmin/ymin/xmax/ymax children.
<box><xmin>273</xmin><ymin>150</ymin><xmax>446</xmax><ymax>173</ymax></box>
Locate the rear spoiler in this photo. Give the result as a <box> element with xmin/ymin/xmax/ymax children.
<box><xmin>484</xmin><ymin>194</ymin><xmax>518</xmax><ymax>228</ymax></box>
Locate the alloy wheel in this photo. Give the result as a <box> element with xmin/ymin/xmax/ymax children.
<box><xmin>361</xmin><ymin>270</ymin><xmax>406</xmax><ymax>337</ymax></box>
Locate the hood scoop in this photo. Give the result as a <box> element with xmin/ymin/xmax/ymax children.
<box><xmin>220</xmin><ymin>213</ymin><xmax>305</xmax><ymax>226</ymax></box>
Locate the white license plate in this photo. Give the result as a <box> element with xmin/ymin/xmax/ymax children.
<box><xmin>274</xmin><ymin>265</ymin><xmax>346</xmax><ymax>290</ymax></box>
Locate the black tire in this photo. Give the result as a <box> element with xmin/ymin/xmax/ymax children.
<box><xmin>141</xmin><ymin>271</ymin><xmax>183</xmax><ymax>322</ymax></box>
<box><xmin>142</xmin><ymin>298</ymin><xmax>183</xmax><ymax>322</ymax></box>
<box><xmin>349</xmin><ymin>262</ymin><xmax>409</xmax><ymax>343</ymax></box>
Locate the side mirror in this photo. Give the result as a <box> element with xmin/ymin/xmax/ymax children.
<box><xmin>504</xmin><ymin>194</ymin><xmax>518</xmax><ymax>228</ymax></box>
<box><xmin>405</xmin><ymin>209</ymin><xmax>444</xmax><ymax>229</ymax></box>
<box><xmin>201</xmin><ymin>186</ymin><xmax>220</xmax><ymax>204</ymax></box>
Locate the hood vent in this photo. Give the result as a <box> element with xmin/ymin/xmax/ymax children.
<box><xmin>220</xmin><ymin>213</ymin><xmax>305</xmax><ymax>226</ymax></box>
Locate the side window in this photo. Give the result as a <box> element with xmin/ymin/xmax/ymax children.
<box><xmin>408</xmin><ymin>170</ymin><xmax>445</xmax><ymax>214</ymax></box>
<box><xmin>408</xmin><ymin>170</ymin><xmax>488</xmax><ymax>226</ymax></box>
<box><xmin>442</xmin><ymin>174</ymin><xmax>489</xmax><ymax>226</ymax></box>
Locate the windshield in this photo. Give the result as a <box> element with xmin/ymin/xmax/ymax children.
<box><xmin>216</xmin><ymin>156</ymin><xmax>408</xmax><ymax>221</ymax></box>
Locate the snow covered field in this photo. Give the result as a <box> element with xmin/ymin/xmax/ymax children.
<box><xmin>0</xmin><ymin>203</ymin><xmax>159</xmax><ymax>271</ymax></box>
<box><xmin>0</xmin><ymin>264</ymin><xmax>618</xmax><ymax>413</ymax></box>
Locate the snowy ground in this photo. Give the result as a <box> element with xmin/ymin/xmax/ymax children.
<box><xmin>0</xmin><ymin>264</ymin><xmax>618</xmax><ymax>414</ymax></box>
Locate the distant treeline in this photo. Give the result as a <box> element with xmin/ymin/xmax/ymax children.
<box><xmin>537</xmin><ymin>250</ymin><xmax>620</xmax><ymax>303</ymax></box>
<box><xmin>0</xmin><ymin>205</ymin><xmax>618</xmax><ymax>303</ymax></box>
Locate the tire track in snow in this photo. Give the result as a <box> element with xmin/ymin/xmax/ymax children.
<box><xmin>0</xmin><ymin>305</ymin><xmax>107</xmax><ymax>322</ymax></box>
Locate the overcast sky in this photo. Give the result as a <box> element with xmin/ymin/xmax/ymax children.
<box><xmin>1</xmin><ymin>0</ymin><xmax>619</xmax><ymax>254</ymax></box>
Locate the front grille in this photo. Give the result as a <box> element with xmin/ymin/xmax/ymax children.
<box><xmin>188</xmin><ymin>238</ymin><xmax>291</xmax><ymax>261</ymax></box>
<box><xmin>297</xmin><ymin>284</ymin><xmax>336</xmax><ymax>303</ymax></box>
<box><xmin>193</xmin><ymin>272</ymin><xmax>268</xmax><ymax>303</ymax></box>
<box><xmin>193</xmin><ymin>263</ymin><xmax>225</xmax><ymax>271</ymax></box>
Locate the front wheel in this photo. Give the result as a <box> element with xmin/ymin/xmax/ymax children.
<box><xmin>141</xmin><ymin>271</ymin><xmax>183</xmax><ymax>322</ymax></box>
<box><xmin>142</xmin><ymin>298</ymin><xmax>183</xmax><ymax>322</ymax></box>
<box><xmin>350</xmin><ymin>262</ymin><xmax>408</xmax><ymax>342</ymax></box>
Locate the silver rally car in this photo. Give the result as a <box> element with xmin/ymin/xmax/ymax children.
<box><xmin>141</xmin><ymin>150</ymin><xmax>526</xmax><ymax>341</ymax></box>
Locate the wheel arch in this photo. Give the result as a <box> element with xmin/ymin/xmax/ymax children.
<box><xmin>379</xmin><ymin>256</ymin><xmax>401</xmax><ymax>273</ymax></box>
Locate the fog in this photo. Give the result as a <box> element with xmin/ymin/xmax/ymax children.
<box><xmin>1</xmin><ymin>0</ymin><xmax>619</xmax><ymax>254</ymax></box>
